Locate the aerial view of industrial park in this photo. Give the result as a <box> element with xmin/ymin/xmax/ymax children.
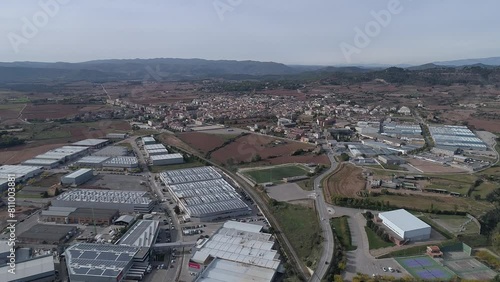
<box><xmin>1</xmin><ymin>1</ymin><xmax>500</xmax><ymax>282</ymax></box>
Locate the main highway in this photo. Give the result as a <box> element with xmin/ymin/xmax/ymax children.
<box><xmin>310</xmin><ymin>146</ymin><xmax>338</xmax><ymax>282</ymax></box>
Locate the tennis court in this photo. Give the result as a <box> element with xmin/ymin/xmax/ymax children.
<box><xmin>440</xmin><ymin>251</ymin><xmax>498</xmax><ymax>281</ymax></box>
<box><xmin>396</xmin><ymin>255</ymin><xmax>455</xmax><ymax>280</ymax></box>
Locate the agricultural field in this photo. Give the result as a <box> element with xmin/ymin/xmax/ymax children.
<box><xmin>0</xmin><ymin>103</ymin><xmax>24</xmax><ymax>123</ymax></box>
<box><xmin>270</xmin><ymin>201</ymin><xmax>322</xmax><ymax>269</ymax></box>
<box><xmin>177</xmin><ymin>132</ymin><xmax>233</xmax><ymax>154</ymax></box>
<box><xmin>371</xmin><ymin>193</ymin><xmax>494</xmax><ymax>217</ymax></box>
<box><xmin>33</xmin><ymin>130</ymin><xmax>71</xmax><ymax>140</ymax></box>
<box><xmin>210</xmin><ymin>133</ymin><xmax>328</xmax><ymax>166</ymax></box>
<box><xmin>323</xmin><ymin>163</ymin><xmax>366</xmax><ymax>201</ymax></box>
<box><xmin>20</xmin><ymin>104</ymin><xmax>110</xmax><ymax>121</ymax></box>
<box><xmin>241</xmin><ymin>164</ymin><xmax>310</xmax><ymax>184</ymax></box>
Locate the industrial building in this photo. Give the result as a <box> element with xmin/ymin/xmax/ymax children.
<box><xmin>141</xmin><ymin>136</ymin><xmax>156</xmax><ymax>145</ymax></box>
<box><xmin>429</xmin><ymin>125</ymin><xmax>487</xmax><ymax>150</ymax></box>
<box><xmin>146</xmin><ymin>148</ymin><xmax>169</xmax><ymax>156</ymax></box>
<box><xmin>117</xmin><ymin>220</ymin><xmax>160</xmax><ymax>263</ymax></box>
<box><xmin>159</xmin><ymin>166</ymin><xmax>222</xmax><ymax>185</ymax></box>
<box><xmin>106</xmin><ymin>133</ymin><xmax>128</xmax><ymax>139</ymax></box>
<box><xmin>144</xmin><ymin>144</ymin><xmax>166</xmax><ymax>150</ymax></box>
<box><xmin>72</xmin><ymin>138</ymin><xmax>110</xmax><ymax>149</ymax></box>
<box><xmin>103</xmin><ymin>156</ymin><xmax>139</xmax><ymax>169</ymax></box>
<box><xmin>18</xmin><ymin>224</ymin><xmax>77</xmax><ymax>244</ymax></box>
<box><xmin>40</xmin><ymin>206</ymin><xmax>119</xmax><ymax>225</ymax></box>
<box><xmin>65</xmin><ymin>243</ymin><xmax>148</xmax><ymax>282</ymax></box>
<box><xmin>94</xmin><ymin>146</ymin><xmax>129</xmax><ymax>157</ymax></box>
<box><xmin>377</xmin><ymin>209</ymin><xmax>431</xmax><ymax>241</ymax></box>
<box><xmin>378</xmin><ymin>155</ymin><xmax>407</xmax><ymax>165</ymax></box>
<box><xmin>0</xmin><ymin>165</ymin><xmax>42</xmax><ymax>183</ymax></box>
<box><xmin>51</xmin><ymin>189</ymin><xmax>154</xmax><ymax>213</ymax></box>
<box><xmin>150</xmin><ymin>153</ymin><xmax>184</xmax><ymax>166</ymax></box>
<box><xmin>61</xmin><ymin>168</ymin><xmax>94</xmax><ymax>186</ymax></box>
<box><xmin>382</xmin><ymin>123</ymin><xmax>423</xmax><ymax>141</ymax></box>
<box><xmin>35</xmin><ymin>146</ymin><xmax>89</xmax><ymax>162</ymax></box>
<box><xmin>191</xmin><ymin>221</ymin><xmax>281</xmax><ymax>282</ymax></box>
<box><xmin>74</xmin><ymin>156</ymin><xmax>110</xmax><ymax>168</ymax></box>
<box><xmin>22</xmin><ymin>158</ymin><xmax>60</xmax><ymax>168</ymax></box>
<box><xmin>160</xmin><ymin>167</ymin><xmax>251</xmax><ymax>221</ymax></box>
<box><xmin>0</xmin><ymin>255</ymin><xmax>55</xmax><ymax>282</ymax></box>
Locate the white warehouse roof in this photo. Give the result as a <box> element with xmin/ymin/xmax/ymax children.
<box><xmin>150</xmin><ymin>153</ymin><xmax>183</xmax><ymax>161</ymax></box>
<box><xmin>72</xmin><ymin>139</ymin><xmax>109</xmax><ymax>146</ymax></box>
<box><xmin>195</xmin><ymin>258</ymin><xmax>276</xmax><ymax>282</ymax></box>
<box><xmin>63</xmin><ymin>168</ymin><xmax>93</xmax><ymax>179</ymax></box>
<box><xmin>378</xmin><ymin>209</ymin><xmax>430</xmax><ymax>232</ymax></box>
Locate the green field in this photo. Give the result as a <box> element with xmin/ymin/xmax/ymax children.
<box><xmin>364</xmin><ymin>226</ymin><xmax>394</xmax><ymax>249</ymax></box>
<box><xmin>270</xmin><ymin>202</ymin><xmax>322</xmax><ymax>269</ymax></box>
<box><xmin>472</xmin><ymin>181</ymin><xmax>499</xmax><ymax>199</ymax></box>
<box><xmin>423</xmin><ymin>214</ymin><xmax>480</xmax><ymax>236</ymax></box>
<box><xmin>243</xmin><ymin>164</ymin><xmax>310</xmax><ymax>183</ymax></box>
<box><xmin>331</xmin><ymin>216</ymin><xmax>356</xmax><ymax>251</ymax></box>
<box><xmin>32</xmin><ymin>130</ymin><xmax>71</xmax><ymax>140</ymax></box>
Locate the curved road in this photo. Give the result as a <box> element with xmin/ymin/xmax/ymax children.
<box><xmin>310</xmin><ymin>147</ymin><xmax>338</xmax><ymax>282</ymax></box>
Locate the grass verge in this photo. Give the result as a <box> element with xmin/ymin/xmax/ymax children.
<box><xmin>364</xmin><ymin>226</ymin><xmax>394</xmax><ymax>250</ymax></box>
<box><xmin>331</xmin><ymin>216</ymin><xmax>356</xmax><ymax>251</ymax></box>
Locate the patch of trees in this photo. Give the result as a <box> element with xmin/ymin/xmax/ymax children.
<box><xmin>365</xmin><ymin>215</ymin><xmax>392</xmax><ymax>243</ymax></box>
<box><xmin>0</xmin><ymin>133</ymin><xmax>25</xmax><ymax>148</ymax></box>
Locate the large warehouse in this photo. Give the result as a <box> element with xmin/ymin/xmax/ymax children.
<box><xmin>35</xmin><ymin>146</ymin><xmax>89</xmax><ymax>162</ymax></box>
<box><xmin>65</xmin><ymin>243</ymin><xmax>145</xmax><ymax>282</ymax></box>
<box><xmin>160</xmin><ymin>167</ymin><xmax>251</xmax><ymax>221</ymax></box>
<box><xmin>150</xmin><ymin>153</ymin><xmax>184</xmax><ymax>166</ymax></box>
<box><xmin>0</xmin><ymin>165</ymin><xmax>43</xmax><ymax>183</ymax></box>
<box><xmin>61</xmin><ymin>168</ymin><xmax>94</xmax><ymax>186</ymax></box>
<box><xmin>94</xmin><ymin>146</ymin><xmax>129</xmax><ymax>157</ymax></box>
<box><xmin>429</xmin><ymin>125</ymin><xmax>487</xmax><ymax>150</ymax></box>
<box><xmin>103</xmin><ymin>156</ymin><xmax>139</xmax><ymax>169</ymax></box>
<box><xmin>190</xmin><ymin>221</ymin><xmax>282</xmax><ymax>282</ymax></box>
<box><xmin>72</xmin><ymin>138</ymin><xmax>110</xmax><ymax>149</ymax></box>
<box><xmin>378</xmin><ymin>209</ymin><xmax>431</xmax><ymax>241</ymax></box>
<box><xmin>74</xmin><ymin>156</ymin><xmax>110</xmax><ymax>168</ymax></box>
<box><xmin>52</xmin><ymin>189</ymin><xmax>154</xmax><ymax>213</ymax></box>
<box><xmin>141</xmin><ymin>136</ymin><xmax>156</xmax><ymax>145</ymax></box>
<box><xmin>22</xmin><ymin>158</ymin><xmax>60</xmax><ymax>168</ymax></box>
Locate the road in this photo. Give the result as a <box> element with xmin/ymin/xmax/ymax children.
<box><xmin>310</xmin><ymin>148</ymin><xmax>338</xmax><ymax>282</ymax></box>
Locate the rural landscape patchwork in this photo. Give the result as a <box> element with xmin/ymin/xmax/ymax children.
<box><xmin>1</xmin><ymin>1</ymin><xmax>500</xmax><ymax>282</ymax></box>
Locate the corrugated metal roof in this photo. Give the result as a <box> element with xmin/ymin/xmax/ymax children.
<box><xmin>378</xmin><ymin>209</ymin><xmax>430</xmax><ymax>232</ymax></box>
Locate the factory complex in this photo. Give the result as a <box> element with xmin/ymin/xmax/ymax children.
<box><xmin>190</xmin><ymin>221</ymin><xmax>282</xmax><ymax>282</ymax></box>
<box><xmin>160</xmin><ymin>167</ymin><xmax>251</xmax><ymax>221</ymax></box>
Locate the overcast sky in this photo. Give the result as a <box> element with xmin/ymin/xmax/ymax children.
<box><xmin>1</xmin><ymin>0</ymin><xmax>499</xmax><ymax>65</ymax></box>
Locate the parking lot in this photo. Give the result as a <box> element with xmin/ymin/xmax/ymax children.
<box><xmin>83</xmin><ymin>173</ymin><xmax>148</xmax><ymax>191</ymax></box>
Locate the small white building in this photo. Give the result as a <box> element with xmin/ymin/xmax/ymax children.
<box><xmin>378</xmin><ymin>209</ymin><xmax>431</xmax><ymax>241</ymax></box>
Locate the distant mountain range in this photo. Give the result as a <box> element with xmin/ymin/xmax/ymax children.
<box><xmin>0</xmin><ymin>56</ymin><xmax>499</xmax><ymax>84</ymax></box>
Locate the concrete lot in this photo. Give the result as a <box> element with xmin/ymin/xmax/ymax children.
<box><xmin>267</xmin><ymin>183</ymin><xmax>314</xmax><ymax>202</ymax></box>
<box><xmin>83</xmin><ymin>173</ymin><xmax>147</xmax><ymax>190</ymax></box>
